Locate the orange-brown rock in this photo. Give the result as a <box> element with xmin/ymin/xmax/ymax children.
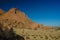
<box><xmin>38</xmin><ymin>24</ymin><xmax>44</xmax><ymax>28</ymax></box>
<box><xmin>36</xmin><ymin>24</ymin><xmax>44</xmax><ymax>29</ymax></box>
<box><xmin>0</xmin><ymin>8</ymin><xmax>32</xmax><ymax>29</ymax></box>
<box><xmin>0</xmin><ymin>9</ymin><xmax>5</xmax><ymax>15</ymax></box>
<box><xmin>0</xmin><ymin>8</ymin><xmax>52</xmax><ymax>30</ymax></box>
<box><xmin>31</xmin><ymin>22</ymin><xmax>38</xmax><ymax>29</ymax></box>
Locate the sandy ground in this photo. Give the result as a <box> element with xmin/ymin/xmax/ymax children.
<box><xmin>14</xmin><ymin>28</ymin><xmax>60</xmax><ymax>40</ymax></box>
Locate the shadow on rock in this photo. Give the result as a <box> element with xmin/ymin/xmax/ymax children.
<box><xmin>0</xmin><ymin>23</ymin><xmax>25</xmax><ymax>40</ymax></box>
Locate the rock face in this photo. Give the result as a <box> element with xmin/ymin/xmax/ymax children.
<box><xmin>37</xmin><ymin>24</ymin><xmax>44</xmax><ymax>29</ymax></box>
<box><xmin>31</xmin><ymin>22</ymin><xmax>38</xmax><ymax>29</ymax></box>
<box><xmin>0</xmin><ymin>8</ymin><xmax>52</xmax><ymax>30</ymax></box>
<box><xmin>0</xmin><ymin>9</ymin><xmax>5</xmax><ymax>15</ymax></box>
<box><xmin>0</xmin><ymin>8</ymin><xmax>32</xmax><ymax>29</ymax></box>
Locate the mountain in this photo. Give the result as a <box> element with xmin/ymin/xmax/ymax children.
<box><xmin>0</xmin><ymin>8</ymin><xmax>52</xmax><ymax>30</ymax></box>
<box><xmin>0</xmin><ymin>8</ymin><xmax>32</xmax><ymax>29</ymax></box>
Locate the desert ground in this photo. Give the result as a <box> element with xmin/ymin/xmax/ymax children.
<box><xmin>14</xmin><ymin>28</ymin><xmax>60</xmax><ymax>40</ymax></box>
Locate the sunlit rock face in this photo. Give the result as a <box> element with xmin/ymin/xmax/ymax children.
<box><xmin>30</xmin><ymin>22</ymin><xmax>38</xmax><ymax>29</ymax></box>
<box><xmin>0</xmin><ymin>8</ymin><xmax>32</xmax><ymax>29</ymax></box>
<box><xmin>0</xmin><ymin>8</ymin><xmax>52</xmax><ymax>30</ymax></box>
<box><xmin>0</xmin><ymin>9</ymin><xmax>5</xmax><ymax>15</ymax></box>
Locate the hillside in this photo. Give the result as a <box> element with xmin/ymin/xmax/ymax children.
<box><xmin>0</xmin><ymin>8</ymin><xmax>59</xmax><ymax>40</ymax></box>
<box><xmin>0</xmin><ymin>8</ymin><xmax>32</xmax><ymax>29</ymax></box>
<box><xmin>0</xmin><ymin>8</ymin><xmax>52</xmax><ymax>30</ymax></box>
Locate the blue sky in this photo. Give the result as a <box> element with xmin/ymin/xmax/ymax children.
<box><xmin>0</xmin><ymin>0</ymin><xmax>60</xmax><ymax>26</ymax></box>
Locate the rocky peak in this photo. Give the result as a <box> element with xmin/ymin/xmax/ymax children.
<box><xmin>8</xmin><ymin>8</ymin><xmax>18</xmax><ymax>12</ymax></box>
<box><xmin>0</xmin><ymin>8</ymin><xmax>32</xmax><ymax>28</ymax></box>
<box><xmin>0</xmin><ymin>8</ymin><xmax>52</xmax><ymax>30</ymax></box>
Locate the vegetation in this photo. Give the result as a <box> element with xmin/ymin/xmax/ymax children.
<box><xmin>14</xmin><ymin>28</ymin><xmax>60</xmax><ymax>40</ymax></box>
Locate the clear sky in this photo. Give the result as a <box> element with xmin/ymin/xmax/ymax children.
<box><xmin>0</xmin><ymin>0</ymin><xmax>60</xmax><ymax>26</ymax></box>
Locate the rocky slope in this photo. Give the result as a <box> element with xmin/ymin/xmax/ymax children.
<box><xmin>0</xmin><ymin>8</ymin><xmax>52</xmax><ymax>40</ymax></box>
<box><xmin>0</xmin><ymin>8</ymin><xmax>52</xmax><ymax>30</ymax></box>
<box><xmin>0</xmin><ymin>22</ymin><xmax>25</xmax><ymax>40</ymax></box>
<box><xmin>0</xmin><ymin>8</ymin><xmax>32</xmax><ymax>29</ymax></box>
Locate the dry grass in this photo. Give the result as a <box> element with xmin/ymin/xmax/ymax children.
<box><xmin>13</xmin><ymin>28</ymin><xmax>60</xmax><ymax>40</ymax></box>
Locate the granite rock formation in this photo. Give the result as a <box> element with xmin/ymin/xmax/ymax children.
<box><xmin>0</xmin><ymin>8</ymin><xmax>52</xmax><ymax>30</ymax></box>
